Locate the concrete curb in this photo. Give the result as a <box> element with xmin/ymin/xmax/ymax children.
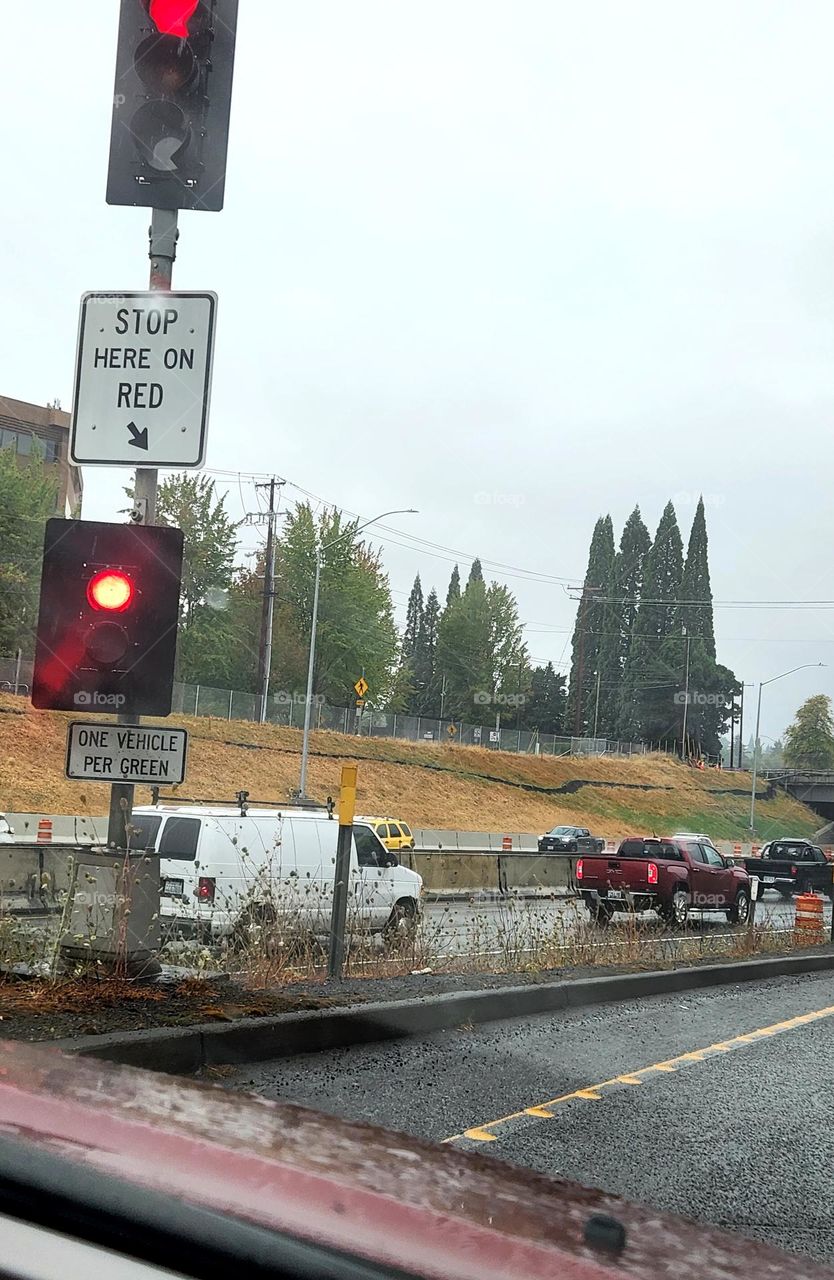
<box><xmin>51</xmin><ymin>948</ymin><xmax>834</xmax><ymax>1077</ymax></box>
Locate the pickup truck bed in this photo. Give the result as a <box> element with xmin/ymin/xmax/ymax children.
<box><xmin>578</xmin><ymin>836</ymin><xmax>751</xmax><ymax>927</ymax></box>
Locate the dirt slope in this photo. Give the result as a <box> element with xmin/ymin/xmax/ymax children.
<box><xmin>0</xmin><ymin>694</ymin><xmax>818</xmax><ymax>841</ymax></box>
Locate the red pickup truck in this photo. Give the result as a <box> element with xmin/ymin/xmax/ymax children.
<box><xmin>577</xmin><ymin>836</ymin><xmax>752</xmax><ymax>927</ymax></box>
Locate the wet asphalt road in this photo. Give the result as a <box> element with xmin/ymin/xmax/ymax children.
<box><xmin>226</xmin><ymin>967</ymin><xmax>834</xmax><ymax>1264</ymax></box>
<box><xmin>422</xmin><ymin>890</ymin><xmax>802</xmax><ymax>954</ymax></box>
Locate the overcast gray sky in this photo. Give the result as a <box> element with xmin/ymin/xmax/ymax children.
<box><xmin>5</xmin><ymin>0</ymin><xmax>834</xmax><ymax>742</ymax></box>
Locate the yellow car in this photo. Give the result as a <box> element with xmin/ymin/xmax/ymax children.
<box><xmin>371</xmin><ymin>818</ymin><xmax>416</xmax><ymax>853</ymax></box>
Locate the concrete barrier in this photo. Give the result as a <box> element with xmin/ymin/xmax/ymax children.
<box><xmin>498</xmin><ymin>854</ymin><xmax>575</xmax><ymax>894</ymax></box>
<box><xmin>411</xmin><ymin>852</ymin><xmax>499</xmax><ymax>893</ymax></box>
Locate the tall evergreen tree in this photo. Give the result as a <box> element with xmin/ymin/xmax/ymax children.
<box><xmin>597</xmin><ymin>506</ymin><xmax>652</xmax><ymax>735</ymax></box>
<box><xmin>467</xmin><ymin>558</ymin><xmax>484</xmax><ymax>587</ymax></box>
<box><xmin>668</xmin><ymin>499</ymin><xmax>735</xmax><ymax>757</ymax></box>
<box><xmin>401</xmin><ymin>575</ymin><xmax>424</xmax><ymax>664</ymax></box>
<box><xmin>445</xmin><ymin>564</ymin><xmax>461</xmax><ymax>609</ymax></box>
<box><xmin>566</xmin><ymin>516</ymin><xmax>616</xmax><ymax>736</ymax></box>
<box><xmin>617</xmin><ymin>502</ymin><xmax>684</xmax><ymax>742</ymax></box>
<box><xmin>414</xmin><ymin>588</ymin><xmax>440</xmax><ymax>715</ymax></box>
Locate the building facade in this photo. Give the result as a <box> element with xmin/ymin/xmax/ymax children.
<box><xmin>0</xmin><ymin>395</ymin><xmax>83</xmax><ymax>516</ymax></box>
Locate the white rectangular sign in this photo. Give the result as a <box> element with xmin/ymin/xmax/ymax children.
<box><xmin>65</xmin><ymin>722</ymin><xmax>188</xmax><ymax>785</ymax></box>
<box><xmin>70</xmin><ymin>291</ymin><xmax>217</xmax><ymax>467</ymax></box>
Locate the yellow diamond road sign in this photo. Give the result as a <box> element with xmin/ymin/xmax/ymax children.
<box><xmin>354</xmin><ymin>677</ymin><xmax>369</xmax><ymax>698</ymax></box>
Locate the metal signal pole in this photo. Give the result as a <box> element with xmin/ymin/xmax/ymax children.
<box><xmin>108</xmin><ymin>208</ymin><xmax>178</xmax><ymax>852</ymax></box>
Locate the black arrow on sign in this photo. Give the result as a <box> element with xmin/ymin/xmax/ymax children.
<box><xmin>126</xmin><ymin>422</ymin><xmax>149</xmax><ymax>451</ymax></box>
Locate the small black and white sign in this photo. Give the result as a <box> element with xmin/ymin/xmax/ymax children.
<box><xmin>66</xmin><ymin>722</ymin><xmax>188</xmax><ymax>784</ymax></box>
<box><xmin>70</xmin><ymin>291</ymin><xmax>217</xmax><ymax>467</ymax></box>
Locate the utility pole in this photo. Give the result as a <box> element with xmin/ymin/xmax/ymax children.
<box><xmin>256</xmin><ymin>478</ymin><xmax>282</xmax><ymax>723</ymax></box>
<box><xmin>108</xmin><ymin>208</ymin><xmax>178</xmax><ymax>853</ymax></box>
<box><xmin>592</xmin><ymin>669</ymin><xmax>601</xmax><ymax>740</ymax></box>
<box><xmin>738</xmin><ymin>683</ymin><xmax>745</xmax><ymax>769</ymax></box>
<box><xmin>680</xmin><ymin>627</ymin><xmax>691</xmax><ymax>763</ymax></box>
<box><xmin>572</xmin><ymin>585</ymin><xmax>599</xmax><ymax>738</ymax></box>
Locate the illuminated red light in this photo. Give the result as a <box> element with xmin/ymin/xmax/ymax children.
<box><xmin>87</xmin><ymin>571</ymin><xmax>134</xmax><ymax>614</ymax></box>
<box><xmin>647</xmin><ymin>862</ymin><xmax>659</xmax><ymax>885</ymax></box>
<box><xmin>576</xmin><ymin>859</ymin><xmax>583</xmax><ymax>881</ymax></box>
<box><xmin>149</xmin><ymin>0</ymin><xmax>200</xmax><ymax>38</ymax></box>
<box><xmin>198</xmin><ymin>877</ymin><xmax>215</xmax><ymax>903</ymax></box>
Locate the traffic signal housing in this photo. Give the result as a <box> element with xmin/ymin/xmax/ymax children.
<box><xmin>32</xmin><ymin>520</ymin><xmax>184</xmax><ymax>716</ymax></box>
<box><xmin>107</xmin><ymin>0</ymin><xmax>239</xmax><ymax>212</ymax></box>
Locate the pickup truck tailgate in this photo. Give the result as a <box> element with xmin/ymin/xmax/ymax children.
<box><xmin>579</xmin><ymin>856</ymin><xmax>652</xmax><ymax>891</ymax></box>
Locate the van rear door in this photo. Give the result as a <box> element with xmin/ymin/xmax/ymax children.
<box><xmin>158</xmin><ymin>816</ymin><xmax>201</xmax><ymax>902</ymax></box>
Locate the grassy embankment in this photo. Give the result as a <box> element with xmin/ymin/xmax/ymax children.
<box><xmin>0</xmin><ymin>694</ymin><xmax>817</xmax><ymax>842</ymax></box>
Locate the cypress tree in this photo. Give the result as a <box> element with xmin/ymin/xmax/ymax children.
<box><xmin>467</xmin><ymin>558</ymin><xmax>484</xmax><ymax>587</ymax></box>
<box><xmin>566</xmin><ymin>516</ymin><xmax>616</xmax><ymax>736</ymax></box>
<box><xmin>445</xmin><ymin>564</ymin><xmax>461</xmax><ymax>609</ymax></box>
<box><xmin>598</xmin><ymin>506</ymin><xmax>651</xmax><ymax>736</ymax></box>
<box><xmin>618</xmin><ymin>502</ymin><xmax>684</xmax><ymax>742</ymax></box>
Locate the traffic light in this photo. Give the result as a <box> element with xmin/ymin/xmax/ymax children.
<box><xmin>32</xmin><ymin>520</ymin><xmax>184</xmax><ymax>716</ymax></box>
<box><xmin>107</xmin><ymin>0</ymin><xmax>239</xmax><ymax>212</ymax></box>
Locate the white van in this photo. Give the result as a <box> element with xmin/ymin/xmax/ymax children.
<box><xmin>131</xmin><ymin>804</ymin><xmax>423</xmax><ymax>942</ymax></box>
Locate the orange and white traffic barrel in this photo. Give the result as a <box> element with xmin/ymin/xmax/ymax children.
<box><xmin>794</xmin><ymin>892</ymin><xmax>825</xmax><ymax>945</ymax></box>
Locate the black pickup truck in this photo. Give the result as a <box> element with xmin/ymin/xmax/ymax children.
<box><xmin>538</xmin><ymin>825</ymin><xmax>605</xmax><ymax>854</ymax></box>
<box><xmin>743</xmin><ymin>839</ymin><xmax>834</xmax><ymax>900</ymax></box>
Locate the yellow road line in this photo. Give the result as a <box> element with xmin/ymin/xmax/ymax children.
<box><xmin>446</xmin><ymin>1000</ymin><xmax>834</xmax><ymax>1144</ymax></box>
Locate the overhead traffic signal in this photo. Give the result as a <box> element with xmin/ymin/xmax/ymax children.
<box><xmin>107</xmin><ymin>0</ymin><xmax>239</xmax><ymax>212</ymax></box>
<box><xmin>32</xmin><ymin>520</ymin><xmax>184</xmax><ymax>716</ymax></box>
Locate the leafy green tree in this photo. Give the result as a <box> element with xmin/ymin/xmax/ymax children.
<box><xmin>437</xmin><ymin>569</ymin><xmax>527</xmax><ymax>718</ymax></box>
<box><xmin>0</xmin><ymin>448</ymin><xmax>59</xmax><ymax>658</ymax></box>
<box><xmin>270</xmin><ymin>504</ymin><xmax>399</xmax><ymax>706</ymax></box>
<box><xmin>784</xmin><ymin>695</ymin><xmax>834</xmax><ymax>770</ymax></box>
<box><xmin>146</xmin><ymin>474</ymin><xmax>239</xmax><ymax>684</ymax></box>
<box><xmin>522</xmin><ymin>662</ymin><xmax>567</xmax><ymax>735</ymax></box>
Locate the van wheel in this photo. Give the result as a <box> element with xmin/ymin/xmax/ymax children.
<box><xmin>384</xmin><ymin>899</ymin><xmax>418</xmax><ymax>941</ymax></box>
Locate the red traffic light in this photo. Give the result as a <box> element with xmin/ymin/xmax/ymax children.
<box><xmin>87</xmin><ymin>570</ymin><xmax>134</xmax><ymax>614</ymax></box>
<box><xmin>149</xmin><ymin>0</ymin><xmax>200</xmax><ymax>37</ymax></box>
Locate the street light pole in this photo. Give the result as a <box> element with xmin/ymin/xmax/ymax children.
<box><xmin>296</xmin><ymin>507</ymin><xmax>418</xmax><ymax>800</ymax></box>
<box><xmin>749</xmin><ymin>663</ymin><xmax>825</xmax><ymax>833</ymax></box>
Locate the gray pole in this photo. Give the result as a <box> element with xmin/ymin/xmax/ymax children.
<box><xmin>257</xmin><ymin>477</ymin><xmax>279</xmax><ymax>723</ymax></box>
<box><xmin>12</xmin><ymin>648</ymin><xmax>21</xmax><ymax>696</ymax></box>
<box><xmin>298</xmin><ymin>549</ymin><xmax>322</xmax><ymax>799</ymax></box>
<box><xmin>681</xmin><ymin>630</ymin><xmax>691</xmax><ymax>761</ymax></box>
<box><xmin>108</xmin><ymin>208</ymin><xmax>177</xmax><ymax>852</ymax></box>
<box><xmin>592</xmin><ymin>669</ymin><xmax>601</xmax><ymax>739</ymax></box>
<box><xmin>749</xmin><ymin>682</ymin><xmax>764</xmax><ymax>832</ymax></box>
<box><xmin>328</xmin><ymin>764</ymin><xmax>357</xmax><ymax>981</ymax></box>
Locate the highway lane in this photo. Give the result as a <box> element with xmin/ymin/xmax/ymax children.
<box><xmin>420</xmin><ymin>890</ymin><xmax>804</xmax><ymax>955</ymax></box>
<box><xmin>225</xmin><ymin>967</ymin><xmax>834</xmax><ymax>1263</ymax></box>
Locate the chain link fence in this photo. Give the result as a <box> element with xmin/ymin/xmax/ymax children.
<box><xmin>0</xmin><ymin>655</ymin><xmax>648</xmax><ymax>758</ymax></box>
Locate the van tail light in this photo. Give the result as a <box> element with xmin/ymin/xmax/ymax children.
<box><xmin>791</xmin><ymin>866</ymin><xmax>797</xmax><ymax>876</ymax></box>
<box><xmin>198</xmin><ymin>876</ymin><xmax>215</xmax><ymax>903</ymax></box>
<box><xmin>647</xmin><ymin>862</ymin><xmax>659</xmax><ymax>885</ymax></box>
<box><xmin>576</xmin><ymin>859</ymin><xmax>583</xmax><ymax>881</ymax></box>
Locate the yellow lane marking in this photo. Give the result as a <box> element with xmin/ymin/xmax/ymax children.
<box><xmin>446</xmin><ymin>1000</ymin><xmax>834</xmax><ymax>1144</ymax></box>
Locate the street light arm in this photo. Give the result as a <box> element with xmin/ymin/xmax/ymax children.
<box><xmin>320</xmin><ymin>508</ymin><xmax>419</xmax><ymax>556</ymax></box>
<box><xmin>762</xmin><ymin>662</ymin><xmax>826</xmax><ymax>689</ymax></box>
